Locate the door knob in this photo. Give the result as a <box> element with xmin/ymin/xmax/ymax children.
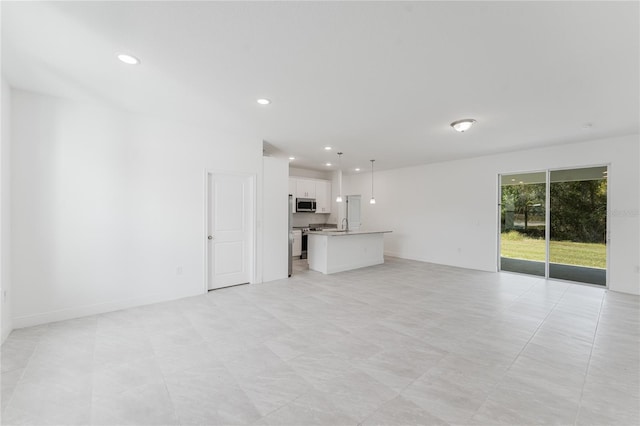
<box><xmin>208</xmin><ymin>235</ymin><xmax>213</xmax><ymax>240</ymax></box>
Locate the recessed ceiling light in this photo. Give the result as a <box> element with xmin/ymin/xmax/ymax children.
<box><xmin>450</xmin><ymin>118</ymin><xmax>476</xmax><ymax>132</ymax></box>
<box><xmin>355</xmin><ymin>168</ymin><xmax>361</xmax><ymax>172</ymax></box>
<box><xmin>324</xmin><ymin>146</ymin><xmax>332</xmax><ymax>151</ymax></box>
<box><xmin>288</xmin><ymin>156</ymin><xmax>295</xmax><ymax>161</ymax></box>
<box><xmin>511</xmin><ymin>178</ymin><xmax>516</xmax><ymax>182</ymax></box>
<box><xmin>325</xmin><ymin>162</ymin><xmax>332</xmax><ymax>166</ymax></box>
<box><xmin>519</xmin><ymin>181</ymin><xmax>524</xmax><ymax>184</ymax></box>
<box><xmin>117</xmin><ymin>53</ymin><xmax>140</xmax><ymax>65</ymax></box>
<box><xmin>257</xmin><ymin>98</ymin><xmax>271</xmax><ymax>105</ymax></box>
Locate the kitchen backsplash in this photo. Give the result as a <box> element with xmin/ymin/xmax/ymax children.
<box><xmin>292</xmin><ymin>212</ymin><xmax>330</xmax><ymax>227</ymax></box>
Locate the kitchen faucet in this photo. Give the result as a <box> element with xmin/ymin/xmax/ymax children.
<box><xmin>341</xmin><ymin>217</ymin><xmax>349</xmax><ymax>231</ymax></box>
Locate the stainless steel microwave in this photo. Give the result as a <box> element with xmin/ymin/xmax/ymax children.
<box><xmin>296</xmin><ymin>198</ymin><xmax>316</xmax><ymax>212</ymax></box>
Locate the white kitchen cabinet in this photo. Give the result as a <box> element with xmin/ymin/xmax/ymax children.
<box><xmin>292</xmin><ymin>229</ymin><xmax>302</xmax><ymax>257</ymax></box>
<box><xmin>307</xmin><ymin>231</ymin><xmax>390</xmax><ymax>274</ymax></box>
<box><xmin>315</xmin><ymin>180</ymin><xmax>332</xmax><ymax>214</ymax></box>
<box><xmin>289</xmin><ymin>177</ymin><xmax>331</xmax><ymax>213</ymax></box>
<box><xmin>296</xmin><ymin>179</ymin><xmax>316</xmax><ymax>199</ymax></box>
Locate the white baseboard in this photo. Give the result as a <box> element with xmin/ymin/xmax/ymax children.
<box><xmin>11</xmin><ymin>292</ymin><xmax>196</xmax><ymax>329</ymax></box>
<box><xmin>326</xmin><ymin>258</ymin><xmax>384</xmax><ymax>274</ymax></box>
<box><xmin>384</xmin><ymin>250</ymin><xmax>495</xmax><ymax>273</ymax></box>
<box><xmin>384</xmin><ymin>250</ymin><xmax>428</xmax><ymax>262</ymax></box>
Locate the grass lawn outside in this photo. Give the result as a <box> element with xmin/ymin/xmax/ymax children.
<box><xmin>501</xmin><ymin>231</ymin><xmax>606</xmax><ymax>269</ymax></box>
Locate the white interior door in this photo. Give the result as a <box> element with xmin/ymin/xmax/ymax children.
<box><xmin>347</xmin><ymin>195</ymin><xmax>361</xmax><ymax>230</ymax></box>
<box><xmin>207</xmin><ymin>173</ymin><xmax>253</xmax><ymax>290</ymax></box>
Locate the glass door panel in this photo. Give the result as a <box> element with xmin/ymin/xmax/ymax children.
<box><xmin>500</xmin><ymin>172</ymin><xmax>547</xmax><ymax>276</ymax></box>
<box><xmin>549</xmin><ymin>167</ymin><xmax>607</xmax><ymax>285</ymax></box>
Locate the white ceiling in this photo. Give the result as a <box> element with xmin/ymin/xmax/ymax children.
<box><xmin>3</xmin><ymin>1</ymin><xmax>638</xmax><ymax>173</ymax></box>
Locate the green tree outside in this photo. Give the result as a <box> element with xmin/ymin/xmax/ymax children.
<box><xmin>500</xmin><ymin>176</ymin><xmax>607</xmax><ymax>268</ymax></box>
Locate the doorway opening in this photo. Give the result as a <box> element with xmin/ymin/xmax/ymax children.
<box><xmin>499</xmin><ymin>166</ymin><xmax>608</xmax><ymax>286</ymax></box>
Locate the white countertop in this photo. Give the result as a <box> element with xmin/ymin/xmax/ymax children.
<box><xmin>307</xmin><ymin>230</ymin><xmax>392</xmax><ymax>236</ymax></box>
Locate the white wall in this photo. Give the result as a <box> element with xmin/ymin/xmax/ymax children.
<box><xmin>344</xmin><ymin>135</ymin><xmax>640</xmax><ymax>295</ymax></box>
<box><xmin>291</xmin><ymin>212</ymin><xmax>331</xmax><ymax>228</ymax></box>
<box><xmin>289</xmin><ymin>167</ymin><xmax>331</xmax><ymax>180</ymax></box>
<box><xmin>262</xmin><ymin>156</ymin><xmax>289</xmax><ymax>282</ymax></box>
<box><xmin>10</xmin><ymin>89</ymin><xmax>263</xmax><ymax>328</ymax></box>
<box><xmin>1</xmin><ymin>79</ymin><xmax>12</xmax><ymax>341</ymax></box>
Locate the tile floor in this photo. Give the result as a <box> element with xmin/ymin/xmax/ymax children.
<box><xmin>1</xmin><ymin>257</ymin><xmax>639</xmax><ymax>425</ymax></box>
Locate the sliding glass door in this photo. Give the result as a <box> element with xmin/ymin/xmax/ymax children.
<box><xmin>499</xmin><ymin>166</ymin><xmax>608</xmax><ymax>286</ymax></box>
<box><xmin>549</xmin><ymin>167</ymin><xmax>607</xmax><ymax>285</ymax></box>
<box><xmin>500</xmin><ymin>172</ymin><xmax>547</xmax><ymax>277</ymax></box>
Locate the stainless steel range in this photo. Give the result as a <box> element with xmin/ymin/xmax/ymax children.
<box><xmin>300</xmin><ymin>227</ymin><xmax>309</xmax><ymax>259</ymax></box>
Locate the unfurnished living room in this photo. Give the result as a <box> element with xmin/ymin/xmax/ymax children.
<box><xmin>1</xmin><ymin>2</ymin><xmax>639</xmax><ymax>426</ymax></box>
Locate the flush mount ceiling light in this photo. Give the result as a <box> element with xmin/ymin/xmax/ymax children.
<box><xmin>256</xmin><ymin>98</ymin><xmax>271</xmax><ymax>105</ymax></box>
<box><xmin>117</xmin><ymin>53</ymin><xmax>140</xmax><ymax>65</ymax></box>
<box><xmin>450</xmin><ymin>118</ymin><xmax>476</xmax><ymax>132</ymax></box>
<box><xmin>336</xmin><ymin>152</ymin><xmax>344</xmax><ymax>203</ymax></box>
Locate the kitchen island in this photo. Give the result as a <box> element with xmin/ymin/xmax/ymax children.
<box><xmin>307</xmin><ymin>230</ymin><xmax>392</xmax><ymax>274</ymax></box>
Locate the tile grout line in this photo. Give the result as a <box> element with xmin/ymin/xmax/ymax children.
<box><xmin>572</xmin><ymin>290</ymin><xmax>606</xmax><ymax>426</ymax></box>
<box><xmin>2</xmin><ymin>261</ymin><xmax>629</xmax><ymax>425</ymax></box>
<box><xmin>478</xmin><ymin>276</ymin><xmax>553</xmax><ymax>327</ymax></box>
<box><xmin>501</xmin><ymin>282</ymin><xmax>571</xmax><ymax>370</ymax></box>
<box><xmin>1</xmin><ymin>329</ymin><xmax>47</xmax><ymax>417</ymax></box>
<box><xmin>465</xmin><ymin>282</ymin><xmax>572</xmax><ymax>423</ymax></box>
<box><xmin>260</xmin><ymin>305</ymin><xmax>403</xmax><ymax>426</ymax></box>
<box><xmin>142</xmin><ymin>312</ymin><xmax>180</xmax><ymax>426</ymax></box>
<box><xmin>88</xmin><ymin>325</ymin><xmax>97</xmax><ymax>425</ymax></box>
<box><xmin>366</xmin><ymin>279</ymin><xmax>552</xmax><ymax>425</ymax></box>
<box><xmin>360</xmin><ymin>360</ymin><xmax>447</xmax><ymax>425</ymax></box>
<box><xmin>361</xmin><ymin>278</ymin><xmax>564</xmax><ymax>425</ymax></box>
<box><xmin>198</xmin><ymin>295</ymin><xmax>335</xmax><ymax>426</ymax></box>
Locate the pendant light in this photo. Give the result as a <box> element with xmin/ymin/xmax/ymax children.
<box><xmin>369</xmin><ymin>159</ymin><xmax>376</xmax><ymax>205</ymax></box>
<box><xmin>336</xmin><ymin>152</ymin><xmax>343</xmax><ymax>203</ymax></box>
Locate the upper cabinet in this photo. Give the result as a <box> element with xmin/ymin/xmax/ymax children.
<box><xmin>289</xmin><ymin>177</ymin><xmax>332</xmax><ymax>214</ymax></box>
<box><xmin>296</xmin><ymin>179</ymin><xmax>316</xmax><ymax>199</ymax></box>
<box><xmin>315</xmin><ymin>180</ymin><xmax>332</xmax><ymax>214</ymax></box>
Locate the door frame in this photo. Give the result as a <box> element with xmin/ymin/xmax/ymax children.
<box><xmin>497</xmin><ymin>163</ymin><xmax>610</xmax><ymax>288</ymax></box>
<box><xmin>203</xmin><ymin>170</ymin><xmax>257</xmax><ymax>293</ymax></box>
